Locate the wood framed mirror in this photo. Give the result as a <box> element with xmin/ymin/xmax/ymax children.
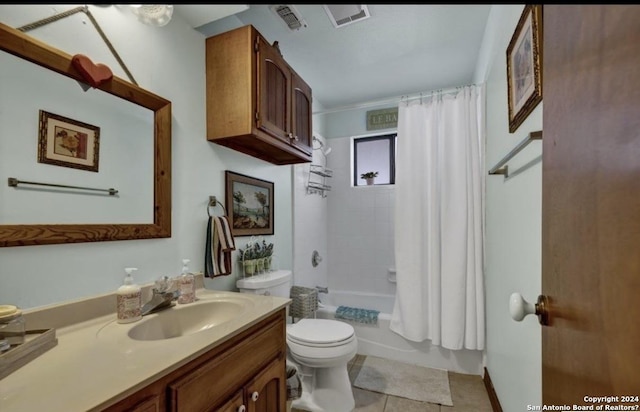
<box><xmin>0</xmin><ymin>22</ymin><xmax>171</xmax><ymax>247</ymax></box>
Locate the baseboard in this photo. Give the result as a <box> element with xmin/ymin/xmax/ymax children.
<box><xmin>483</xmin><ymin>367</ymin><xmax>503</xmax><ymax>412</ymax></box>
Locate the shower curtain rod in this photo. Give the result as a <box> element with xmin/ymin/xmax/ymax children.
<box><xmin>312</xmin><ymin>83</ymin><xmax>478</xmax><ymax>115</ymax></box>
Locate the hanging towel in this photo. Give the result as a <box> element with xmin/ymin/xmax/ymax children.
<box><xmin>335</xmin><ymin>306</ymin><xmax>380</xmax><ymax>325</ymax></box>
<box><xmin>205</xmin><ymin>215</ymin><xmax>236</xmax><ymax>277</ymax></box>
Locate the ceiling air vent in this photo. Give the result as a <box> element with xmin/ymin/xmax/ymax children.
<box><xmin>271</xmin><ymin>5</ymin><xmax>308</xmax><ymax>31</ymax></box>
<box><xmin>323</xmin><ymin>5</ymin><xmax>370</xmax><ymax>28</ymax></box>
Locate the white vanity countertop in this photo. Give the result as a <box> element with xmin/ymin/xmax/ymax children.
<box><xmin>0</xmin><ymin>288</ymin><xmax>290</xmax><ymax>412</ymax></box>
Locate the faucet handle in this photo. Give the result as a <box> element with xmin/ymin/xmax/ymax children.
<box><xmin>154</xmin><ymin>276</ymin><xmax>171</xmax><ymax>293</ymax></box>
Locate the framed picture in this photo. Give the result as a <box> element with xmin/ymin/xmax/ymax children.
<box><xmin>506</xmin><ymin>4</ymin><xmax>543</xmax><ymax>133</ymax></box>
<box><xmin>38</xmin><ymin>110</ymin><xmax>100</xmax><ymax>172</ymax></box>
<box><xmin>225</xmin><ymin>170</ymin><xmax>274</xmax><ymax>236</ymax></box>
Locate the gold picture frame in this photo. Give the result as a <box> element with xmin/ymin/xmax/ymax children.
<box><xmin>225</xmin><ymin>170</ymin><xmax>274</xmax><ymax>236</ymax></box>
<box><xmin>38</xmin><ymin>110</ymin><xmax>100</xmax><ymax>172</ymax></box>
<box><xmin>506</xmin><ymin>4</ymin><xmax>543</xmax><ymax>133</ymax></box>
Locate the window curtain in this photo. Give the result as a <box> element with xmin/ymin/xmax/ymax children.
<box><xmin>390</xmin><ymin>85</ymin><xmax>485</xmax><ymax>350</ymax></box>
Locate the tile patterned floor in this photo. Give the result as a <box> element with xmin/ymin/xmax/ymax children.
<box><xmin>291</xmin><ymin>354</ymin><xmax>493</xmax><ymax>412</ymax></box>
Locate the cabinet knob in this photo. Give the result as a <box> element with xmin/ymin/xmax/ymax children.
<box><xmin>237</xmin><ymin>406</ymin><xmax>246</xmax><ymax>412</ymax></box>
<box><xmin>293</xmin><ymin>135</ymin><xmax>299</xmax><ymax>141</ymax></box>
<box><xmin>251</xmin><ymin>391</ymin><xmax>259</xmax><ymax>402</ymax></box>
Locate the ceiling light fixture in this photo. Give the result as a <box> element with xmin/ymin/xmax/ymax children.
<box><xmin>130</xmin><ymin>5</ymin><xmax>174</xmax><ymax>27</ymax></box>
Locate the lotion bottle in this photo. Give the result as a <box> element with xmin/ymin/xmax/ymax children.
<box><xmin>117</xmin><ymin>267</ymin><xmax>142</xmax><ymax>323</ymax></box>
<box><xmin>178</xmin><ymin>259</ymin><xmax>195</xmax><ymax>304</ymax></box>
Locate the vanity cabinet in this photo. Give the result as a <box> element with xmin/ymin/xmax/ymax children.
<box><xmin>206</xmin><ymin>25</ymin><xmax>313</xmax><ymax>165</ymax></box>
<box><xmin>102</xmin><ymin>310</ymin><xmax>286</xmax><ymax>412</ymax></box>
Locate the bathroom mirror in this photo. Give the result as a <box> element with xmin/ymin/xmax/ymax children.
<box><xmin>0</xmin><ymin>22</ymin><xmax>171</xmax><ymax>247</ymax></box>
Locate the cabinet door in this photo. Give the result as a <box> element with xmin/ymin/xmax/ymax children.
<box><xmin>245</xmin><ymin>357</ymin><xmax>286</xmax><ymax>412</ymax></box>
<box><xmin>213</xmin><ymin>389</ymin><xmax>245</xmax><ymax>412</ymax></box>
<box><xmin>130</xmin><ymin>396</ymin><xmax>160</xmax><ymax>412</ymax></box>
<box><xmin>256</xmin><ymin>36</ymin><xmax>291</xmax><ymax>144</ymax></box>
<box><xmin>291</xmin><ymin>73</ymin><xmax>313</xmax><ymax>156</ymax></box>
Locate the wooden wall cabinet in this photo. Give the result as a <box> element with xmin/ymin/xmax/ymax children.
<box><xmin>206</xmin><ymin>25</ymin><xmax>313</xmax><ymax>165</ymax></box>
<box><xmin>102</xmin><ymin>310</ymin><xmax>286</xmax><ymax>412</ymax></box>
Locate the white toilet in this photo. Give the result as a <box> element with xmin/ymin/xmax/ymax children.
<box><xmin>237</xmin><ymin>270</ymin><xmax>357</xmax><ymax>412</ymax></box>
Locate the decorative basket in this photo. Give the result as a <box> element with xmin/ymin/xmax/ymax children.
<box><xmin>289</xmin><ymin>286</ymin><xmax>318</xmax><ymax>319</ymax></box>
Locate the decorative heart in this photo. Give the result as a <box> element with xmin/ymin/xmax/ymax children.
<box><xmin>71</xmin><ymin>54</ymin><xmax>113</xmax><ymax>88</ymax></box>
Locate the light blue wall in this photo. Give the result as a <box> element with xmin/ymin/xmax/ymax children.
<box><xmin>320</xmin><ymin>106</ymin><xmax>396</xmax><ymax>139</ymax></box>
<box><xmin>481</xmin><ymin>5</ymin><xmax>542</xmax><ymax>411</ymax></box>
<box><xmin>0</xmin><ymin>5</ymin><xmax>294</xmax><ymax>309</ymax></box>
<box><xmin>315</xmin><ymin>5</ymin><xmax>544</xmax><ymax>410</ymax></box>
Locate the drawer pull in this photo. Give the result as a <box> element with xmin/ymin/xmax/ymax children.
<box><xmin>251</xmin><ymin>391</ymin><xmax>259</xmax><ymax>402</ymax></box>
<box><xmin>237</xmin><ymin>405</ymin><xmax>246</xmax><ymax>412</ymax></box>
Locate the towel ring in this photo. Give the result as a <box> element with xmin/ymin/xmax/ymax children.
<box><xmin>207</xmin><ymin>196</ymin><xmax>227</xmax><ymax>217</ymax></box>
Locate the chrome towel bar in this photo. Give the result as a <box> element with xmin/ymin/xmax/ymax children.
<box><xmin>489</xmin><ymin>130</ymin><xmax>542</xmax><ymax>177</ymax></box>
<box><xmin>8</xmin><ymin>177</ymin><xmax>118</xmax><ymax>195</ymax></box>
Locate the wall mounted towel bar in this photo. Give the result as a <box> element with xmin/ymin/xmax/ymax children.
<box><xmin>488</xmin><ymin>130</ymin><xmax>542</xmax><ymax>177</ymax></box>
<box><xmin>8</xmin><ymin>177</ymin><xmax>118</xmax><ymax>195</ymax></box>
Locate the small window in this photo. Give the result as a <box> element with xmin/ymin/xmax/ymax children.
<box><xmin>353</xmin><ymin>133</ymin><xmax>396</xmax><ymax>186</ymax></box>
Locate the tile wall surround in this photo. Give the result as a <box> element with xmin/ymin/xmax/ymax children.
<box><xmin>292</xmin><ymin>134</ymin><xmax>329</xmax><ymax>290</ymax></box>
<box><xmin>293</xmin><ymin>135</ymin><xmax>396</xmax><ymax>298</ymax></box>
<box><xmin>326</xmin><ymin>136</ymin><xmax>396</xmax><ymax>297</ymax></box>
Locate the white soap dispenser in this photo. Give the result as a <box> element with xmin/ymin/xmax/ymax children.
<box><xmin>178</xmin><ymin>259</ymin><xmax>195</xmax><ymax>304</ymax></box>
<box><xmin>117</xmin><ymin>267</ymin><xmax>142</xmax><ymax>323</ymax></box>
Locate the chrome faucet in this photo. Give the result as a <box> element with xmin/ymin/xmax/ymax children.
<box><xmin>141</xmin><ymin>276</ymin><xmax>180</xmax><ymax>316</ymax></box>
<box><xmin>315</xmin><ymin>286</ymin><xmax>329</xmax><ymax>294</ymax></box>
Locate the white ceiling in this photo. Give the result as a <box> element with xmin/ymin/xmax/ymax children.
<box><xmin>176</xmin><ymin>5</ymin><xmax>492</xmax><ymax>111</ymax></box>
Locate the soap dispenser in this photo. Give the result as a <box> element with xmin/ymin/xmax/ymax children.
<box><xmin>117</xmin><ymin>267</ymin><xmax>142</xmax><ymax>323</ymax></box>
<box><xmin>178</xmin><ymin>259</ymin><xmax>195</xmax><ymax>304</ymax></box>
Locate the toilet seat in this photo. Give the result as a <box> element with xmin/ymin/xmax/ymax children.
<box><xmin>286</xmin><ymin>318</ymin><xmax>355</xmax><ymax>348</ymax></box>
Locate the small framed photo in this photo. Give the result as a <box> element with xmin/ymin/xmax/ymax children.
<box><xmin>225</xmin><ymin>170</ymin><xmax>274</xmax><ymax>236</ymax></box>
<box><xmin>38</xmin><ymin>110</ymin><xmax>100</xmax><ymax>172</ymax></box>
<box><xmin>506</xmin><ymin>4</ymin><xmax>543</xmax><ymax>133</ymax></box>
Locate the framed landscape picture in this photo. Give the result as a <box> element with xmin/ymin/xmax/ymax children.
<box><xmin>225</xmin><ymin>170</ymin><xmax>274</xmax><ymax>236</ymax></box>
<box><xmin>506</xmin><ymin>4</ymin><xmax>543</xmax><ymax>133</ymax></box>
<box><xmin>38</xmin><ymin>110</ymin><xmax>100</xmax><ymax>172</ymax></box>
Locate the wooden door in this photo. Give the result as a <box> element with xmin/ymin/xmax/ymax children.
<box><xmin>542</xmin><ymin>5</ymin><xmax>640</xmax><ymax>405</ymax></box>
<box><xmin>256</xmin><ymin>36</ymin><xmax>291</xmax><ymax>144</ymax></box>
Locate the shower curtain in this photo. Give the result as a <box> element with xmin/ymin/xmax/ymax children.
<box><xmin>389</xmin><ymin>85</ymin><xmax>485</xmax><ymax>351</ymax></box>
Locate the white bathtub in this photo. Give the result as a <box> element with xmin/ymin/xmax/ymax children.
<box><xmin>316</xmin><ymin>290</ymin><xmax>483</xmax><ymax>375</ymax></box>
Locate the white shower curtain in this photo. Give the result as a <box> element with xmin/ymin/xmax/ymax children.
<box><xmin>389</xmin><ymin>85</ymin><xmax>485</xmax><ymax>351</ymax></box>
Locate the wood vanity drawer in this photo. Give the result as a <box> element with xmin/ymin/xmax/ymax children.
<box><xmin>167</xmin><ymin>314</ymin><xmax>285</xmax><ymax>411</ymax></box>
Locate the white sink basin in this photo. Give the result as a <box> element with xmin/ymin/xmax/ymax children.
<box><xmin>126</xmin><ymin>297</ymin><xmax>252</xmax><ymax>341</ymax></box>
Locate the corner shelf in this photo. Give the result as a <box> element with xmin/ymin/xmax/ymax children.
<box><xmin>306</xmin><ymin>164</ymin><xmax>332</xmax><ymax>197</ymax></box>
<box><xmin>310</xmin><ymin>164</ymin><xmax>333</xmax><ymax>178</ymax></box>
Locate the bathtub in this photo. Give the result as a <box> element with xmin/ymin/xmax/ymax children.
<box><xmin>316</xmin><ymin>290</ymin><xmax>483</xmax><ymax>375</ymax></box>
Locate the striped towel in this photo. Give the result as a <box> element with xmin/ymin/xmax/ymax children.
<box><xmin>205</xmin><ymin>215</ymin><xmax>236</xmax><ymax>277</ymax></box>
<box><xmin>335</xmin><ymin>306</ymin><xmax>380</xmax><ymax>325</ymax></box>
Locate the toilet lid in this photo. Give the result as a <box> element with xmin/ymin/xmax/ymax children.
<box><xmin>286</xmin><ymin>318</ymin><xmax>355</xmax><ymax>346</ymax></box>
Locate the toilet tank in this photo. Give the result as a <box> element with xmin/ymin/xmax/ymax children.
<box><xmin>236</xmin><ymin>269</ymin><xmax>292</xmax><ymax>297</ymax></box>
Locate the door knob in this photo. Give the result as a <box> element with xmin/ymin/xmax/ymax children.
<box><xmin>509</xmin><ymin>293</ymin><xmax>549</xmax><ymax>325</ymax></box>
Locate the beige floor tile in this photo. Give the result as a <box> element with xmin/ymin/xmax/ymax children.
<box><xmin>441</xmin><ymin>372</ymin><xmax>492</xmax><ymax>412</ymax></box>
<box><xmin>349</xmin><ymin>354</ymin><xmax>366</xmax><ymax>383</ymax></box>
<box><xmin>293</xmin><ymin>356</ymin><xmax>494</xmax><ymax>412</ymax></box>
<box><xmin>353</xmin><ymin>387</ymin><xmax>388</xmax><ymax>412</ymax></box>
<box><xmin>384</xmin><ymin>395</ymin><xmax>440</xmax><ymax>411</ymax></box>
